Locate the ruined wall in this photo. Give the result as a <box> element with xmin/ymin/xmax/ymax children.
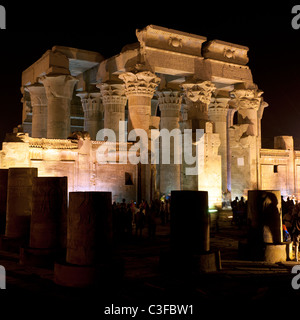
<box><xmin>259</xmin><ymin>136</ymin><xmax>298</xmax><ymax>199</ymax></box>
<box><xmin>198</xmin><ymin>123</ymin><xmax>222</xmax><ymax>208</ymax></box>
<box><xmin>0</xmin><ymin>135</ymin><xmax>137</xmax><ymax>203</ymax></box>
<box><xmin>181</xmin><ymin>123</ymin><xmax>222</xmax><ymax>208</ymax></box>
<box><xmin>229</xmin><ymin>126</ymin><xmax>258</xmax><ymax>200</ymax></box>
<box><xmin>12</xmin><ymin>25</ymin><xmax>300</xmax><ymax>207</ymax></box>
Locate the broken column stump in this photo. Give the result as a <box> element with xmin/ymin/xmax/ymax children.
<box><xmin>20</xmin><ymin>176</ymin><xmax>68</xmax><ymax>267</ymax></box>
<box><xmin>0</xmin><ymin>169</ymin><xmax>8</xmax><ymax>235</ymax></box>
<box><xmin>0</xmin><ymin>167</ymin><xmax>38</xmax><ymax>252</ymax></box>
<box><xmin>54</xmin><ymin>191</ymin><xmax>120</xmax><ymax>288</ymax></box>
<box><xmin>160</xmin><ymin>190</ymin><xmax>221</xmax><ymax>274</ymax></box>
<box><xmin>239</xmin><ymin>190</ymin><xmax>288</xmax><ymax>263</ymax></box>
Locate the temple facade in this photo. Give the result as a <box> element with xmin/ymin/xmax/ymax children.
<box><xmin>0</xmin><ymin>25</ymin><xmax>298</xmax><ymax>208</ymax></box>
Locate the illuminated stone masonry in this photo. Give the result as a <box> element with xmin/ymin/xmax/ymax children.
<box><xmin>0</xmin><ymin>24</ymin><xmax>296</xmax><ymax>207</ymax></box>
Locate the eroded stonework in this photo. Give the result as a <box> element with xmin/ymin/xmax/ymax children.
<box><xmin>0</xmin><ymin>25</ymin><xmax>295</xmax><ymax>207</ymax></box>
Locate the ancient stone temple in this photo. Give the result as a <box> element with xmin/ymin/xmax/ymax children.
<box><xmin>0</xmin><ymin>25</ymin><xmax>297</xmax><ymax>208</ymax></box>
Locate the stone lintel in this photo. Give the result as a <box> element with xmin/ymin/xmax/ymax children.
<box><xmin>97</xmin><ymin>49</ymin><xmax>140</xmax><ymax>83</ymax></box>
<box><xmin>52</xmin><ymin>46</ymin><xmax>103</xmax><ymax>77</ymax></box>
<box><xmin>22</xmin><ymin>50</ymin><xmax>70</xmax><ymax>87</ymax></box>
<box><xmin>97</xmin><ymin>47</ymin><xmax>253</xmax><ymax>87</ymax></box>
<box><xmin>203</xmin><ymin>59</ymin><xmax>253</xmax><ymax>85</ymax></box>
<box><xmin>52</xmin><ymin>46</ymin><xmax>104</xmax><ymax>64</ymax></box>
<box><xmin>22</xmin><ymin>46</ymin><xmax>104</xmax><ymax>88</ymax></box>
<box><xmin>136</xmin><ymin>24</ymin><xmax>207</xmax><ymax>58</ymax></box>
<box><xmin>97</xmin><ymin>49</ymin><xmax>253</xmax><ymax>87</ymax></box>
<box><xmin>202</xmin><ymin>39</ymin><xmax>249</xmax><ymax>66</ymax></box>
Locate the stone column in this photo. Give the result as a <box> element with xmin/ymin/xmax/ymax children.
<box><xmin>245</xmin><ymin>190</ymin><xmax>287</xmax><ymax>263</ymax></box>
<box><xmin>257</xmin><ymin>101</ymin><xmax>268</xmax><ymax>149</ymax></box>
<box><xmin>274</xmin><ymin>136</ymin><xmax>295</xmax><ymax>197</ymax></box>
<box><xmin>97</xmin><ymin>82</ymin><xmax>127</xmax><ymax>140</ymax></box>
<box><xmin>226</xmin><ymin>108</ymin><xmax>238</xmax><ymax>193</ymax></box>
<box><xmin>230</xmin><ymin>87</ymin><xmax>263</xmax><ymax>194</ymax></box>
<box><xmin>54</xmin><ymin>191</ymin><xmax>114</xmax><ymax>287</ymax></box>
<box><xmin>181</xmin><ymin>80</ymin><xmax>216</xmax><ymax>130</ymax></box>
<box><xmin>119</xmin><ymin>70</ymin><xmax>160</xmax><ymax>135</ymax></box>
<box><xmin>179</xmin><ymin>101</ymin><xmax>192</xmax><ymax>131</ymax></box>
<box><xmin>41</xmin><ymin>75</ymin><xmax>78</xmax><ymax>139</ymax></box>
<box><xmin>29</xmin><ymin>177</ymin><xmax>68</xmax><ymax>249</ymax></box>
<box><xmin>160</xmin><ymin>190</ymin><xmax>220</xmax><ymax>273</ymax></box>
<box><xmin>157</xmin><ymin>90</ymin><xmax>182</xmax><ymax>195</ymax></box>
<box><xmin>5</xmin><ymin>168</ymin><xmax>38</xmax><ymax>240</ymax></box>
<box><xmin>77</xmin><ymin>92</ymin><xmax>103</xmax><ymax>140</ymax></box>
<box><xmin>0</xmin><ymin>169</ymin><xmax>8</xmax><ymax>235</ymax></box>
<box><xmin>248</xmin><ymin>190</ymin><xmax>282</xmax><ymax>244</ymax></box>
<box><xmin>25</xmin><ymin>84</ymin><xmax>48</xmax><ymax>138</ymax></box>
<box><xmin>170</xmin><ymin>190</ymin><xmax>210</xmax><ymax>253</ymax></box>
<box><xmin>208</xmin><ymin>94</ymin><xmax>230</xmax><ymax>193</ymax></box>
<box><xmin>230</xmin><ymin>87</ymin><xmax>263</xmax><ymax>137</ymax></box>
<box><xmin>20</xmin><ymin>87</ymin><xmax>32</xmax><ymax>135</ymax></box>
<box><xmin>66</xmin><ymin>192</ymin><xmax>112</xmax><ymax>265</ymax></box>
<box><xmin>180</xmin><ymin>80</ymin><xmax>216</xmax><ymax>191</ymax></box>
<box><xmin>119</xmin><ymin>70</ymin><xmax>160</xmax><ymax>202</ymax></box>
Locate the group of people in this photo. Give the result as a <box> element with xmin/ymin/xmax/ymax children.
<box><xmin>230</xmin><ymin>196</ymin><xmax>247</xmax><ymax>228</ymax></box>
<box><xmin>111</xmin><ymin>198</ymin><xmax>170</xmax><ymax>240</ymax></box>
<box><xmin>112</xmin><ymin>193</ymin><xmax>300</xmax><ymax>260</ymax></box>
<box><xmin>282</xmin><ymin>197</ymin><xmax>300</xmax><ymax>261</ymax></box>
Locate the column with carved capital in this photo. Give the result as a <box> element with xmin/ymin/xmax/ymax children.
<box><xmin>230</xmin><ymin>88</ymin><xmax>263</xmax><ymax>137</ymax></box>
<box><xmin>157</xmin><ymin>90</ymin><xmax>182</xmax><ymax>195</ymax></box>
<box><xmin>181</xmin><ymin>80</ymin><xmax>216</xmax><ymax>130</ymax></box>
<box><xmin>229</xmin><ymin>86</ymin><xmax>264</xmax><ymax>198</ymax></box>
<box><xmin>119</xmin><ymin>70</ymin><xmax>160</xmax><ymax>135</ymax></box>
<box><xmin>77</xmin><ymin>92</ymin><xmax>103</xmax><ymax>140</ymax></box>
<box><xmin>41</xmin><ymin>75</ymin><xmax>78</xmax><ymax>139</ymax></box>
<box><xmin>180</xmin><ymin>80</ymin><xmax>216</xmax><ymax>192</ymax></box>
<box><xmin>119</xmin><ymin>70</ymin><xmax>160</xmax><ymax>202</ymax></box>
<box><xmin>97</xmin><ymin>82</ymin><xmax>127</xmax><ymax>140</ymax></box>
<box><xmin>25</xmin><ymin>84</ymin><xmax>47</xmax><ymax>138</ymax></box>
<box><xmin>208</xmin><ymin>94</ymin><xmax>230</xmax><ymax>193</ymax></box>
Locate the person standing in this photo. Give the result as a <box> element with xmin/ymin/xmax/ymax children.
<box><xmin>292</xmin><ymin>209</ymin><xmax>300</xmax><ymax>261</ymax></box>
<box><xmin>135</xmin><ymin>204</ymin><xmax>145</xmax><ymax>238</ymax></box>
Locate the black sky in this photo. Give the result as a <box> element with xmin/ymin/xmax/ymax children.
<box><xmin>0</xmin><ymin>2</ymin><xmax>299</xmax><ymax>147</ymax></box>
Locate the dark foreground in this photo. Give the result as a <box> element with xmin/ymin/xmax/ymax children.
<box><xmin>0</xmin><ymin>210</ymin><xmax>299</xmax><ymax>318</ymax></box>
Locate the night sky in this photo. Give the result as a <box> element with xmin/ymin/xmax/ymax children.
<box><xmin>0</xmin><ymin>2</ymin><xmax>299</xmax><ymax>148</ymax></box>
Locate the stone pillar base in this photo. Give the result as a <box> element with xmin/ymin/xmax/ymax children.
<box><xmin>286</xmin><ymin>241</ymin><xmax>293</xmax><ymax>260</ymax></box>
<box><xmin>159</xmin><ymin>250</ymin><xmax>221</xmax><ymax>274</ymax></box>
<box><xmin>194</xmin><ymin>251</ymin><xmax>222</xmax><ymax>272</ymax></box>
<box><xmin>54</xmin><ymin>256</ymin><xmax>124</xmax><ymax>288</ymax></box>
<box><xmin>19</xmin><ymin>246</ymin><xmax>62</xmax><ymax>268</ymax></box>
<box><xmin>54</xmin><ymin>262</ymin><xmax>98</xmax><ymax>288</ymax></box>
<box><xmin>238</xmin><ymin>240</ymin><xmax>290</xmax><ymax>263</ymax></box>
<box><xmin>264</xmin><ymin>243</ymin><xmax>287</xmax><ymax>263</ymax></box>
<box><xmin>0</xmin><ymin>235</ymin><xmax>28</xmax><ymax>253</ymax></box>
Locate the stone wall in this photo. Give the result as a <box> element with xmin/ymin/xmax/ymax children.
<box><xmin>0</xmin><ymin>135</ymin><xmax>137</xmax><ymax>203</ymax></box>
<box><xmin>259</xmin><ymin>136</ymin><xmax>299</xmax><ymax>199</ymax></box>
